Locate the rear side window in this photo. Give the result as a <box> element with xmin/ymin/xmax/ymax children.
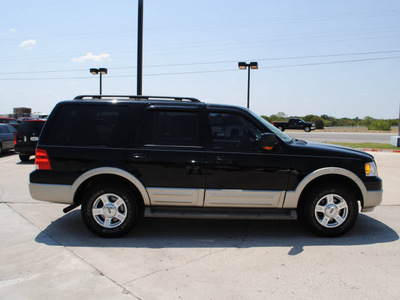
<box><xmin>138</xmin><ymin>110</ymin><xmax>200</xmax><ymax>146</ymax></box>
<box><xmin>44</xmin><ymin>105</ymin><xmax>128</xmax><ymax>147</ymax></box>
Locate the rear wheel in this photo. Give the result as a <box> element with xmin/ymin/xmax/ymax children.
<box><xmin>81</xmin><ymin>183</ymin><xmax>141</xmax><ymax>237</ymax></box>
<box><xmin>302</xmin><ymin>184</ymin><xmax>358</xmax><ymax>237</ymax></box>
<box><xmin>19</xmin><ymin>154</ymin><xmax>30</xmax><ymax>162</ymax></box>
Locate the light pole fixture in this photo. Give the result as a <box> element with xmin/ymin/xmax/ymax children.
<box><xmin>90</xmin><ymin>68</ymin><xmax>108</xmax><ymax>95</ymax></box>
<box><xmin>238</xmin><ymin>62</ymin><xmax>258</xmax><ymax>109</ymax></box>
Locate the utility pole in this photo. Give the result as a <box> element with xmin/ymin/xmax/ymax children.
<box><xmin>137</xmin><ymin>0</ymin><xmax>143</xmax><ymax>95</ymax></box>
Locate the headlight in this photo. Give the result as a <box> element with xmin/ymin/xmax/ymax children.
<box><xmin>365</xmin><ymin>162</ymin><xmax>378</xmax><ymax>177</ymax></box>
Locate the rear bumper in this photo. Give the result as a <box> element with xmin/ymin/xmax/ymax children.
<box><xmin>29</xmin><ymin>183</ymin><xmax>73</xmax><ymax>204</ymax></box>
<box><xmin>15</xmin><ymin>144</ymin><xmax>36</xmax><ymax>156</ymax></box>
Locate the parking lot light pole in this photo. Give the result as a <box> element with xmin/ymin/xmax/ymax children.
<box><xmin>137</xmin><ymin>0</ymin><xmax>143</xmax><ymax>95</ymax></box>
<box><xmin>90</xmin><ymin>68</ymin><xmax>108</xmax><ymax>95</ymax></box>
<box><xmin>238</xmin><ymin>62</ymin><xmax>258</xmax><ymax>109</ymax></box>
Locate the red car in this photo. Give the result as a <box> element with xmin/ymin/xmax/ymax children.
<box><xmin>0</xmin><ymin>117</ymin><xmax>20</xmax><ymax>129</ymax></box>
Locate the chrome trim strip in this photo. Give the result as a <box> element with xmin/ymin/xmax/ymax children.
<box><xmin>29</xmin><ymin>183</ymin><xmax>73</xmax><ymax>204</ymax></box>
<box><xmin>147</xmin><ymin>188</ymin><xmax>204</xmax><ymax>206</ymax></box>
<box><xmin>204</xmin><ymin>189</ymin><xmax>284</xmax><ymax>208</ymax></box>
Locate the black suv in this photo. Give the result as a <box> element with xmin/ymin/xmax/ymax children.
<box><xmin>15</xmin><ymin>119</ymin><xmax>46</xmax><ymax>161</ymax></box>
<box><xmin>29</xmin><ymin>95</ymin><xmax>382</xmax><ymax>237</ymax></box>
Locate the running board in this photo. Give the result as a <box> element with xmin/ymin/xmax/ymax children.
<box><xmin>145</xmin><ymin>207</ymin><xmax>297</xmax><ymax>220</ymax></box>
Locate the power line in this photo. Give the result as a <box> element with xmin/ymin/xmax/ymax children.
<box><xmin>1</xmin><ymin>55</ymin><xmax>400</xmax><ymax>81</ymax></box>
<box><xmin>1</xmin><ymin>50</ymin><xmax>400</xmax><ymax>76</ymax></box>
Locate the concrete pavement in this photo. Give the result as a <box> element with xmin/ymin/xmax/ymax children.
<box><xmin>0</xmin><ymin>151</ymin><xmax>399</xmax><ymax>299</ymax></box>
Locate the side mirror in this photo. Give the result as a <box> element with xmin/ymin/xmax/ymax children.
<box><xmin>260</xmin><ymin>133</ymin><xmax>275</xmax><ymax>150</ymax></box>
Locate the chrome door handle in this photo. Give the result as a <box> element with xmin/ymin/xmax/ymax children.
<box><xmin>131</xmin><ymin>153</ymin><xmax>147</xmax><ymax>161</ymax></box>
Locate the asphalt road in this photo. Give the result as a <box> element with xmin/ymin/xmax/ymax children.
<box><xmin>288</xmin><ymin>131</ymin><xmax>395</xmax><ymax>144</ymax></box>
<box><xmin>1</xmin><ymin>151</ymin><xmax>400</xmax><ymax>299</ymax></box>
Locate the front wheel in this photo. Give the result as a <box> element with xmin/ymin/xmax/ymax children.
<box><xmin>81</xmin><ymin>183</ymin><xmax>141</xmax><ymax>237</ymax></box>
<box><xmin>304</xmin><ymin>127</ymin><xmax>311</xmax><ymax>132</ymax></box>
<box><xmin>302</xmin><ymin>185</ymin><xmax>358</xmax><ymax>237</ymax></box>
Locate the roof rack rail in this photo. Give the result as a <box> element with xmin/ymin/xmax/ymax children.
<box><xmin>73</xmin><ymin>95</ymin><xmax>201</xmax><ymax>103</ymax></box>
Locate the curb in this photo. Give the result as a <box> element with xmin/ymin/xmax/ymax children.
<box><xmin>357</xmin><ymin>148</ymin><xmax>400</xmax><ymax>153</ymax></box>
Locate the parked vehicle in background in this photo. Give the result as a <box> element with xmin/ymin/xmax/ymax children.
<box><xmin>273</xmin><ymin>118</ymin><xmax>315</xmax><ymax>132</ymax></box>
<box><xmin>29</xmin><ymin>95</ymin><xmax>382</xmax><ymax>238</ymax></box>
<box><xmin>0</xmin><ymin>117</ymin><xmax>20</xmax><ymax>129</ymax></box>
<box><xmin>15</xmin><ymin>119</ymin><xmax>46</xmax><ymax>161</ymax></box>
<box><xmin>0</xmin><ymin>124</ymin><xmax>17</xmax><ymax>156</ymax></box>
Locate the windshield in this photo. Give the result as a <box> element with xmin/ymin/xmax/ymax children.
<box><xmin>247</xmin><ymin>110</ymin><xmax>293</xmax><ymax>143</ymax></box>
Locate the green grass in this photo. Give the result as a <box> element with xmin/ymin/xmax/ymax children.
<box><xmin>327</xmin><ymin>142</ymin><xmax>399</xmax><ymax>150</ymax></box>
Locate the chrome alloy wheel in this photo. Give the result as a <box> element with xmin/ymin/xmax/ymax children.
<box><xmin>314</xmin><ymin>194</ymin><xmax>349</xmax><ymax>228</ymax></box>
<box><xmin>92</xmin><ymin>193</ymin><xmax>127</xmax><ymax>228</ymax></box>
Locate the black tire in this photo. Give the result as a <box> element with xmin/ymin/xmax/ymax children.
<box><xmin>19</xmin><ymin>154</ymin><xmax>30</xmax><ymax>162</ymax></box>
<box><xmin>304</xmin><ymin>127</ymin><xmax>311</xmax><ymax>132</ymax></box>
<box><xmin>302</xmin><ymin>184</ymin><xmax>358</xmax><ymax>237</ymax></box>
<box><xmin>0</xmin><ymin>143</ymin><xmax>2</xmax><ymax>156</ymax></box>
<box><xmin>81</xmin><ymin>183</ymin><xmax>141</xmax><ymax>237</ymax></box>
<box><xmin>278</xmin><ymin>126</ymin><xmax>284</xmax><ymax>132</ymax></box>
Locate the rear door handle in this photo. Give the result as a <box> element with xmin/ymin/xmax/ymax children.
<box><xmin>131</xmin><ymin>153</ymin><xmax>147</xmax><ymax>161</ymax></box>
<box><xmin>216</xmin><ymin>156</ymin><xmax>232</xmax><ymax>165</ymax></box>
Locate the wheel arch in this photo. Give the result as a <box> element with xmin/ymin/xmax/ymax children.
<box><xmin>283</xmin><ymin>167</ymin><xmax>366</xmax><ymax>210</ymax></box>
<box><xmin>70</xmin><ymin>167</ymin><xmax>150</xmax><ymax>207</ymax></box>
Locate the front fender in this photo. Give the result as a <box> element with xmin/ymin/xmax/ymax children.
<box><xmin>282</xmin><ymin>167</ymin><xmax>367</xmax><ymax>208</ymax></box>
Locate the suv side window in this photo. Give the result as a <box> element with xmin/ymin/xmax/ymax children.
<box><xmin>138</xmin><ymin>110</ymin><xmax>200</xmax><ymax>146</ymax></box>
<box><xmin>208</xmin><ymin>112</ymin><xmax>262</xmax><ymax>149</ymax></box>
<box><xmin>44</xmin><ymin>105</ymin><xmax>128</xmax><ymax>147</ymax></box>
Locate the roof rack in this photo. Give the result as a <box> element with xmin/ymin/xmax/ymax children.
<box><xmin>73</xmin><ymin>95</ymin><xmax>201</xmax><ymax>103</ymax></box>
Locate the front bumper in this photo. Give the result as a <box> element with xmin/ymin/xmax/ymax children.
<box><xmin>362</xmin><ymin>189</ymin><xmax>383</xmax><ymax>212</ymax></box>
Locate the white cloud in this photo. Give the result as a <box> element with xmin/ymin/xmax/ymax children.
<box><xmin>9</xmin><ymin>28</ymin><xmax>17</xmax><ymax>32</ymax></box>
<box><xmin>20</xmin><ymin>39</ymin><xmax>36</xmax><ymax>49</ymax></box>
<box><xmin>72</xmin><ymin>52</ymin><xmax>111</xmax><ymax>62</ymax></box>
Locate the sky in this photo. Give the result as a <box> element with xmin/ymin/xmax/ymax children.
<box><xmin>1</xmin><ymin>0</ymin><xmax>400</xmax><ymax>119</ymax></box>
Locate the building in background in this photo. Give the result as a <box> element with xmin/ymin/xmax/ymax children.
<box><xmin>13</xmin><ymin>107</ymin><xmax>31</xmax><ymax>119</ymax></box>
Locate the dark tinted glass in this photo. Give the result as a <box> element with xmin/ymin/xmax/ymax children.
<box><xmin>45</xmin><ymin>105</ymin><xmax>128</xmax><ymax>147</ymax></box>
<box><xmin>18</xmin><ymin>121</ymin><xmax>45</xmax><ymax>135</ymax></box>
<box><xmin>7</xmin><ymin>126</ymin><xmax>16</xmax><ymax>133</ymax></box>
<box><xmin>208</xmin><ymin>112</ymin><xmax>262</xmax><ymax>149</ymax></box>
<box><xmin>139</xmin><ymin>110</ymin><xmax>199</xmax><ymax>146</ymax></box>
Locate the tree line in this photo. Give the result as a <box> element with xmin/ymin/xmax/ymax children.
<box><xmin>261</xmin><ymin>112</ymin><xmax>399</xmax><ymax>131</ymax></box>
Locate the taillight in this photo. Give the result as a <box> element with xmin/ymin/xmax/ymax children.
<box><xmin>35</xmin><ymin>149</ymin><xmax>51</xmax><ymax>170</ymax></box>
<box><xmin>14</xmin><ymin>133</ymin><xmax>17</xmax><ymax>145</ymax></box>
